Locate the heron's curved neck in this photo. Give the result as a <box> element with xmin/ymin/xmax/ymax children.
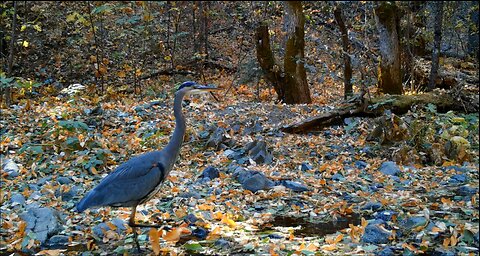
<box><xmin>164</xmin><ymin>91</ymin><xmax>187</xmax><ymax>164</ymax></box>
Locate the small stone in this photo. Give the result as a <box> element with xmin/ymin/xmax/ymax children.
<box><xmin>301</xmin><ymin>162</ymin><xmax>312</xmax><ymax>171</ymax></box>
<box><xmin>374</xmin><ymin>211</ymin><xmax>397</xmax><ymax>222</ymax></box>
<box><xmin>57</xmin><ymin>176</ymin><xmax>73</xmax><ymax>185</ymax></box>
<box><xmin>20</xmin><ymin>207</ymin><xmax>63</xmax><ymax>243</ymax></box>
<box><xmin>449</xmin><ymin>174</ymin><xmax>467</xmax><ymax>184</ymax></box>
<box><xmin>379</xmin><ymin>161</ymin><xmax>401</xmax><ymax>176</ymax></box>
<box><xmin>223</xmin><ymin>149</ymin><xmax>235</xmax><ymax>157</ymax></box>
<box><xmin>456</xmin><ymin>185</ymin><xmax>477</xmax><ymax>196</ymax></box>
<box><xmin>199</xmin><ymin>166</ymin><xmax>219</xmax><ymax>180</ymax></box>
<box><xmin>111</xmin><ymin>218</ymin><xmax>126</xmax><ymax>231</ymax></box>
<box><xmin>184</xmin><ymin>214</ymin><xmax>198</xmax><ymax>224</ymax></box>
<box><xmin>361</xmin><ymin>202</ymin><xmax>383</xmax><ymax>211</ymax></box>
<box><xmin>377</xmin><ymin>247</ymin><xmax>395</xmax><ymax>256</ymax></box>
<box><xmin>279</xmin><ymin>180</ymin><xmax>310</xmax><ymax>192</ymax></box>
<box><xmin>10</xmin><ymin>193</ymin><xmax>26</xmax><ymax>206</ymax></box>
<box><xmin>214</xmin><ymin>238</ymin><xmax>230</xmax><ymax>249</ymax></box>
<box><xmin>192</xmin><ymin>227</ymin><xmax>209</xmax><ymax>239</ymax></box>
<box><xmin>361</xmin><ymin>219</ymin><xmax>391</xmax><ymax>244</ymax></box>
<box><xmin>403</xmin><ymin>216</ymin><xmax>428</xmax><ymax>230</ymax></box>
<box><xmin>44</xmin><ymin>235</ymin><xmax>69</xmax><ymax>248</ymax></box>
<box><xmin>2</xmin><ymin>159</ymin><xmax>19</xmax><ymax>174</ymax></box>
<box><xmin>324</xmin><ymin>152</ymin><xmax>337</xmax><ymax>160</ymax></box>
<box><xmin>331</xmin><ymin>173</ymin><xmax>345</xmax><ymax>181</ymax></box>
<box><xmin>355</xmin><ymin>160</ymin><xmax>368</xmax><ymax>169</ymax></box>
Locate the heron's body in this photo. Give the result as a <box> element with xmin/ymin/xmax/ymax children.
<box><xmin>76</xmin><ymin>81</ymin><xmax>220</xmax><ymax>251</ymax></box>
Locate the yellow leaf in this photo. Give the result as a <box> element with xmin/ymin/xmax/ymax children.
<box><xmin>22</xmin><ymin>41</ymin><xmax>29</xmax><ymax>47</ymax></box>
<box><xmin>21</xmin><ymin>25</ymin><xmax>27</xmax><ymax>32</ymax></box>
<box><xmin>198</xmin><ymin>204</ymin><xmax>214</xmax><ymax>211</ymax></box>
<box><xmin>221</xmin><ymin>214</ymin><xmax>237</xmax><ymax>228</ymax></box>
<box><xmin>164</xmin><ymin>55</ymin><xmax>172</xmax><ymax>61</ymax></box>
<box><xmin>149</xmin><ymin>228</ymin><xmax>160</xmax><ymax>255</ymax></box>
<box><xmin>33</xmin><ymin>24</ymin><xmax>42</xmax><ymax>32</ymax></box>
<box><xmin>66</xmin><ymin>13</ymin><xmax>77</xmax><ymax>22</ymax></box>
<box><xmin>117</xmin><ymin>71</ymin><xmax>126</xmax><ymax>78</ymax></box>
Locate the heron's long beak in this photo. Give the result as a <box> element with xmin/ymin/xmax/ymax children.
<box><xmin>192</xmin><ymin>84</ymin><xmax>222</xmax><ymax>93</ymax></box>
<box><xmin>189</xmin><ymin>84</ymin><xmax>223</xmax><ymax>94</ymax></box>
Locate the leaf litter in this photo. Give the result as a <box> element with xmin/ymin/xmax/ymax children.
<box><xmin>1</xmin><ymin>86</ymin><xmax>478</xmax><ymax>255</ymax></box>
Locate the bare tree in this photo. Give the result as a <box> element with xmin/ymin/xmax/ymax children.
<box><xmin>333</xmin><ymin>3</ymin><xmax>353</xmax><ymax>100</ymax></box>
<box><xmin>374</xmin><ymin>1</ymin><xmax>403</xmax><ymax>95</ymax></box>
<box><xmin>4</xmin><ymin>1</ymin><xmax>18</xmax><ymax>106</ymax></box>
<box><xmin>255</xmin><ymin>1</ymin><xmax>312</xmax><ymax>104</ymax></box>
<box><xmin>428</xmin><ymin>1</ymin><xmax>444</xmax><ymax>91</ymax></box>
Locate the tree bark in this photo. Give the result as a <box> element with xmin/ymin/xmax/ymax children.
<box><xmin>282</xmin><ymin>1</ymin><xmax>311</xmax><ymax>104</ymax></box>
<box><xmin>428</xmin><ymin>1</ymin><xmax>444</xmax><ymax>91</ymax></box>
<box><xmin>255</xmin><ymin>1</ymin><xmax>311</xmax><ymax>104</ymax></box>
<box><xmin>5</xmin><ymin>1</ymin><xmax>18</xmax><ymax>107</ymax></box>
<box><xmin>374</xmin><ymin>2</ymin><xmax>403</xmax><ymax>95</ymax></box>
<box><xmin>333</xmin><ymin>4</ymin><xmax>353</xmax><ymax>100</ymax></box>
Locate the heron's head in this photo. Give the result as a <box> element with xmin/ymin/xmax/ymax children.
<box><xmin>177</xmin><ymin>81</ymin><xmax>221</xmax><ymax>96</ymax></box>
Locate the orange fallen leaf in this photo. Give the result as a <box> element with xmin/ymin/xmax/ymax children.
<box><xmin>36</xmin><ymin>249</ymin><xmax>67</xmax><ymax>256</ymax></box>
<box><xmin>321</xmin><ymin>244</ymin><xmax>336</xmax><ymax>251</ymax></box>
<box><xmin>149</xmin><ymin>228</ymin><xmax>160</xmax><ymax>255</ymax></box>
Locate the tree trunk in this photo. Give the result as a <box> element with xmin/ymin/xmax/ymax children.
<box><xmin>5</xmin><ymin>1</ymin><xmax>18</xmax><ymax>107</ymax></box>
<box><xmin>255</xmin><ymin>2</ymin><xmax>311</xmax><ymax>104</ymax></box>
<box><xmin>374</xmin><ymin>2</ymin><xmax>403</xmax><ymax>95</ymax></box>
<box><xmin>282</xmin><ymin>1</ymin><xmax>311</xmax><ymax>104</ymax></box>
<box><xmin>428</xmin><ymin>1</ymin><xmax>444</xmax><ymax>91</ymax></box>
<box><xmin>333</xmin><ymin>4</ymin><xmax>353</xmax><ymax>100</ymax></box>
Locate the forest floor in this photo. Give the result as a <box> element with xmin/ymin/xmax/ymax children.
<box><xmin>1</xmin><ymin>79</ymin><xmax>479</xmax><ymax>255</ymax></box>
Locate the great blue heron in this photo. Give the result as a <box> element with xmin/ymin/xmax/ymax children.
<box><xmin>76</xmin><ymin>81</ymin><xmax>221</xmax><ymax>250</ymax></box>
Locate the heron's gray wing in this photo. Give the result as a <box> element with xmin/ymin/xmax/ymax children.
<box><xmin>76</xmin><ymin>152</ymin><xmax>165</xmax><ymax>211</ymax></box>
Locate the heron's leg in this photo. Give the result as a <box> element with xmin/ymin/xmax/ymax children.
<box><xmin>128</xmin><ymin>205</ymin><xmax>163</xmax><ymax>228</ymax></box>
<box><xmin>128</xmin><ymin>205</ymin><xmax>141</xmax><ymax>252</ymax></box>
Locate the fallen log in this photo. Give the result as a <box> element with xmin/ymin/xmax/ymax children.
<box><xmin>281</xmin><ymin>90</ymin><xmax>479</xmax><ymax>134</ymax></box>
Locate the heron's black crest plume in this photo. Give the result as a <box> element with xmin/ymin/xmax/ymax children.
<box><xmin>178</xmin><ymin>81</ymin><xmax>197</xmax><ymax>91</ymax></box>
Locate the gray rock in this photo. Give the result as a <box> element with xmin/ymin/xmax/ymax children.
<box><xmin>20</xmin><ymin>207</ymin><xmax>63</xmax><ymax>243</ymax></box>
<box><xmin>223</xmin><ymin>149</ymin><xmax>235</xmax><ymax>157</ymax></box>
<box><xmin>44</xmin><ymin>235</ymin><xmax>69</xmax><ymax>248</ymax></box>
<box><xmin>55</xmin><ymin>185</ymin><xmax>81</xmax><ymax>202</ymax></box>
<box><xmin>355</xmin><ymin>160</ymin><xmax>368</xmax><ymax>169</ymax></box>
<box><xmin>301</xmin><ymin>162</ymin><xmax>312</xmax><ymax>171</ymax></box>
<box><xmin>324</xmin><ymin>152</ymin><xmax>337</xmax><ymax>160</ymax></box>
<box><xmin>379</xmin><ymin>161</ymin><xmax>400</xmax><ymax>176</ymax></box>
<box><xmin>331</xmin><ymin>173</ymin><xmax>345</xmax><ymax>181</ymax></box>
<box><xmin>37</xmin><ymin>177</ymin><xmax>51</xmax><ymax>186</ymax></box>
<box><xmin>245</xmin><ymin>140</ymin><xmax>273</xmax><ymax>164</ymax></box>
<box><xmin>403</xmin><ymin>216</ymin><xmax>428</xmax><ymax>230</ymax></box>
<box><xmin>449</xmin><ymin>174</ymin><xmax>467</xmax><ymax>184</ymax></box>
<box><xmin>214</xmin><ymin>238</ymin><xmax>231</xmax><ymax>249</ymax></box>
<box><xmin>2</xmin><ymin>159</ymin><xmax>19</xmax><ymax>173</ymax></box>
<box><xmin>57</xmin><ymin>176</ymin><xmax>73</xmax><ymax>185</ymax></box>
<box><xmin>361</xmin><ymin>202</ymin><xmax>383</xmax><ymax>211</ymax></box>
<box><xmin>278</xmin><ymin>180</ymin><xmax>310</xmax><ymax>192</ymax></box>
<box><xmin>10</xmin><ymin>193</ymin><xmax>26</xmax><ymax>206</ymax></box>
<box><xmin>243</xmin><ymin>122</ymin><xmax>263</xmax><ymax>135</ymax></box>
<box><xmin>374</xmin><ymin>211</ymin><xmax>397</xmax><ymax>222</ymax></box>
<box><xmin>361</xmin><ymin>219</ymin><xmax>391</xmax><ymax>244</ymax></box>
<box><xmin>456</xmin><ymin>185</ymin><xmax>477</xmax><ymax>196</ymax></box>
<box><xmin>111</xmin><ymin>218</ymin><xmax>126</xmax><ymax>231</ymax></box>
<box><xmin>199</xmin><ymin>166</ymin><xmax>219</xmax><ymax>180</ymax></box>
<box><xmin>233</xmin><ymin>169</ymin><xmax>273</xmax><ymax>192</ymax></box>
<box><xmin>377</xmin><ymin>247</ymin><xmax>395</xmax><ymax>256</ymax></box>
<box><xmin>206</xmin><ymin>127</ymin><xmax>227</xmax><ymax>150</ymax></box>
